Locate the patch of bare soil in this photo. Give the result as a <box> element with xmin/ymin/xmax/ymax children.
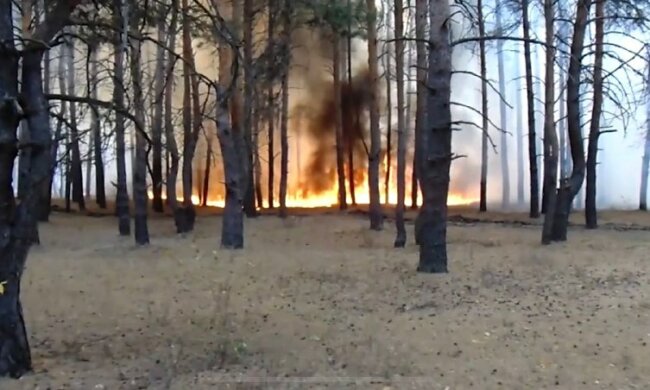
<box><xmin>3</xmin><ymin>210</ymin><xmax>650</xmax><ymax>389</ymax></box>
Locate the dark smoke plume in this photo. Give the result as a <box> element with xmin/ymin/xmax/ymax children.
<box><xmin>295</xmin><ymin>68</ymin><xmax>373</xmax><ymax>196</ymax></box>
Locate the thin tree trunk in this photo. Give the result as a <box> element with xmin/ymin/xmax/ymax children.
<box><xmin>394</xmin><ymin>0</ymin><xmax>406</xmax><ymax>247</ymax></box>
<box><xmin>267</xmin><ymin>0</ymin><xmax>276</xmax><ymax>210</ymax></box>
<box><xmin>384</xmin><ymin>8</ymin><xmax>393</xmax><ymax>204</ymax></box>
<box><xmin>521</xmin><ymin>0</ymin><xmax>538</xmax><ymax>217</ymax></box>
<box><xmin>89</xmin><ymin>45</ymin><xmax>106</xmax><ymax>209</ymax></box>
<box><xmin>130</xmin><ymin>30</ymin><xmax>150</xmax><ymax>245</ymax></box>
<box><xmin>333</xmin><ymin>35</ymin><xmax>347</xmax><ymax>210</ymax></box>
<box><xmin>514</xmin><ymin>44</ymin><xmax>525</xmax><ymax>206</ymax></box>
<box><xmin>66</xmin><ymin>35</ymin><xmax>85</xmax><ymax>211</ymax></box>
<box><xmin>478</xmin><ymin>0</ymin><xmax>489</xmax><ymax>212</ymax></box>
<box><xmin>585</xmin><ymin>0</ymin><xmax>604</xmax><ymax>229</ymax></box>
<box><xmin>417</xmin><ymin>0</ymin><xmax>451</xmax><ymax>273</ymax></box>
<box><xmin>495</xmin><ymin>1</ymin><xmax>509</xmax><ymax>209</ymax></box>
<box><xmin>413</xmin><ymin>0</ymin><xmax>427</xmax><ymax>242</ymax></box>
<box><xmin>253</xmin><ymin>99</ymin><xmax>263</xmax><ymax>209</ymax></box>
<box><xmin>278</xmin><ymin>0</ymin><xmax>290</xmax><ymax>218</ymax></box>
<box><xmin>534</xmin><ymin>43</ymin><xmax>545</xmax><ymax>214</ymax></box>
<box><xmin>551</xmin><ymin>0</ymin><xmax>592</xmax><ymax>241</ymax></box>
<box><xmin>242</xmin><ymin>0</ymin><xmax>258</xmax><ymax>217</ymax></box>
<box><xmin>641</xmin><ymin>72</ymin><xmax>650</xmax><ymax>211</ymax></box>
<box><xmin>347</xmin><ymin>0</ymin><xmax>356</xmax><ymax>206</ymax></box>
<box><xmin>114</xmin><ymin>0</ymin><xmax>130</xmax><ymax>235</ymax></box>
<box><xmin>202</xmin><ymin>136</ymin><xmax>212</xmax><ymax>207</ymax></box>
<box><xmin>151</xmin><ymin>7</ymin><xmax>166</xmax><ymax>213</ymax></box>
<box><xmin>541</xmin><ymin>0</ymin><xmax>559</xmax><ymax>244</ymax></box>
<box><xmin>165</xmin><ymin>0</ymin><xmax>180</xmax><ymax>228</ymax></box>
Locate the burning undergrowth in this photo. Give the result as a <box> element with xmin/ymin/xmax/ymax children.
<box><xmin>293</xmin><ymin>67</ymin><xmax>376</xmax><ymax>197</ymax></box>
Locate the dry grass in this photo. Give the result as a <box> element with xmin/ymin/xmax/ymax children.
<box><xmin>3</xmin><ymin>208</ymin><xmax>650</xmax><ymax>389</ymax></box>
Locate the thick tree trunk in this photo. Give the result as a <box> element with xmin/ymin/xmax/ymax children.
<box><xmin>641</xmin><ymin>48</ymin><xmax>650</xmax><ymax>211</ymax></box>
<box><xmin>130</xmin><ymin>29</ymin><xmax>149</xmax><ymax>245</ymax></box>
<box><xmin>585</xmin><ymin>0</ymin><xmax>604</xmax><ymax>228</ymax></box>
<box><xmin>551</xmin><ymin>0</ymin><xmax>592</xmax><ymax>241</ymax></box>
<box><xmin>66</xmin><ymin>36</ymin><xmax>85</xmax><ymax>211</ymax></box>
<box><xmin>541</xmin><ymin>0</ymin><xmax>559</xmax><ymax>244</ymax></box>
<box><xmin>0</xmin><ymin>2</ymin><xmax>31</xmax><ymax>376</ymax></box>
<box><xmin>366</xmin><ymin>0</ymin><xmax>383</xmax><ymax>230</ymax></box>
<box><xmin>478</xmin><ymin>0</ymin><xmax>489</xmax><ymax>212</ymax></box>
<box><xmin>413</xmin><ymin>0</ymin><xmax>427</xmax><ymax>242</ymax></box>
<box><xmin>215</xmin><ymin>86</ymin><xmax>244</xmax><ymax>248</ymax></box>
<box><xmin>333</xmin><ymin>35</ymin><xmax>347</xmax><ymax>210</ymax></box>
<box><xmin>394</xmin><ymin>0</ymin><xmax>406</xmax><ymax>247</ymax></box>
<box><xmin>151</xmin><ymin>9</ymin><xmax>166</xmax><ymax>213</ymax></box>
<box><xmin>495</xmin><ymin>1</ymin><xmax>510</xmax><ymax>209</ymax></box>
<box><xmin>521</xmin><ymin>0</ymin><xmax>539</xmax><ymax>218</ymax></box>
<box><xmin>114</xmin><ymin>0</ymin><xmax>130</xmax><ymax>236</ymax></box>
<box><xmin>417</xmin><ymin>0</ymin><xmax>452</xmax><ymax>273</ymax></box>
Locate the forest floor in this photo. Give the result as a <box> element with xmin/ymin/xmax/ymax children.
<box><xmin>3</xmin><ymin>206</ymin><xmax>650</xmax><ymax>389</ymax></box>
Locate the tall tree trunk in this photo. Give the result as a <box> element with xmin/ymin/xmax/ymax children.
<box><xmin>253</xmin><ymin>99</ymin><xmax>264</xmax><ymax>209</ymax></box>
<box><xmin>333</xmin><ymin>34</ymin><xmax>347</xmax><ymax>210</ymax></box>
<box><xmin>278</xmin><ymin>0</ymin><xmax>290</xmax><ymax>218</ymax></box>
<box><xmin>66</xmin><ymin>35</ymin><xmax>85</xmax><ymax>211</ymax></box>
<box><xmin>551</xmin><ymin>0</ymin><xmax>592</xmax><ymax>241</ymax></box>
<box><xmin>541</xmin><ymin>0</ymin><xmax>559</xmax><ymax>244</ymax></box>
<box><xmin>89</xmin><ymin>44</ymin><xmax>106</xmax><ymax>209</ymax></box>
<box><xmin>165</xmin><ymin>0</ymin><xmax>180</xmax><ymax>228</ymax></box>
<box><xmin>346</xmin><ymin>0</ymin><xmax>356</xmax><ymax>206</ymax></box>
<box><xmin>641</xmin><ymin>47</ymin><xmax>650</xmax><ymax>211</ymax></box>
<box><xmin>521</xmin><ymin>0</ymin><xmax>538</xmax><ymax>217</ymax></box>
<box><xmin>413</xmin><ymin>0</ymin><xmax>427</xmax><ymax>242</ymax></box>
<box><xmin>534</xmin><ymin>42</ymin><xmax>546</xmax><ymax>214</ymax></box>
<box><xmin>267</xmin><ymin>0</ymin><xmax>276</xmax><ymax>210</ymax></box>
<box><xmin>384</xmin><ymin>8</ymin><xmax>393</xmax><ymax>204</ymax></box>
<box><xmin>114</xmin><ymin>0</ymin><xmax>130</xmax><ymax>236</ymax></box>
<box><xmin>558</xmin><ymin>4</ymin><xmax>570</xmax><ymax>180</ymax></box>
<box><xmin>478</xmin><ymin>0</ymin><xmax>489</xmax><ymax>212</ymax></box>
<box><xmin>394</xmin><ymin>0</ymin><xmax>406</xmax><ymax>247</ymax></box>
<box><xmin>514</xmin><ymin>44</ymin><xmax>525</xmax><ymax>206</ymax></box>
<box><xmin>366</xmin><ymin>0</ymin><xmax>383</xmax><ymax>230</ymax></box>
<box><xmin>242</xmin><ymin>0</ymin><xmax>258</xmax><ymax>217</ymax></box>
<box><xmin>130</xmin><ymin>29</ymin><xmax>150</xmax><ymax>245</ymax></box>
<box><xmin>151</xmin><ymin>8</ymin><xmax>166</xmax><ymax>213</ymax></box>
<box><xmin>417</xmin><ymin>0</ymin><xmax>451</xmax><ymax>273</ymax></box>
<box><xmin>215</xmin><ymin>86</ymin><xmax>244</xmax><ymax>248</ymax></box>
<box><xmin>495</xmin><ymin>1</ymin><xmax>510</xmax><ymax>209</ymax></box>
<box><xmin>40</xmin><ymin>38</ymin><xmax>60</xmax><ymax>222</ymax></box>
<box><xmin>585</xmin><ymin>0</ymin><xmax>605</xmax><ymax>229</ymax></box>
<box><xmin>0</xmin><ymin>1</ymin><xmax>30</xmax><ymax>376</ymax></box>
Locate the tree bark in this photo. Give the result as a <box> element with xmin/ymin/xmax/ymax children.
<box><xmin>551</xmin><ymin>0</ymin><xmax>592</xmax><ymax>241</ymax></box>
<box><xmin>202</xmin><ymin>136</ymin><xmax>212</xmax><ymax>207</ymax></box>
<box><xmin>521</xmin><ymin>0</ymin><xmax>538</xmax><ymax>218</ymax></box>
<box><xmin>114</xmin><ymin>0</ymin><xmax>130</xmax><ymax>236</ymax></box>
<box><xmin>366</xmin><ymin>0</ymin><xmax>383</xmax><ymax>230</ymax></box>
<box><xmin>151</xmin><ymin>7</ymin><xmax>166</xmax><ymax>213</ymax></box>
<box><xmin>215</xmin><ymin>86</ymin><xmax>244</xmax><ymax>248</ymax></box>
<box><xmin>253</xmin><ymin>98</ymin><xmax>263</xmax><ymax>209</ymax></box>
<box><xmin>333</xmin><ymin>35</ymin><xmax>347</xmax><ymax>210</ymax></box>
<box><xmin>541</xmin><ymin>0</ymin><xmax>559</xmax><ymax>244</ymax></box>
<box><xmin>0</xmin><ymin>1</ymin><xmax>31</xmax><ymax>376</ymax></box>
<box><xmin>585</xmin><ymin>0</ymin><xmax>604</xmax><ymax>229</ymax></box>
<box><xmin>514</xmin><ymin>42</ymin><xmax>525</xmax><ymax>206</ymax></box>
<box><xmin>66</xmin><ymin>35</ymin><xmax>85</xmax><ymax>211</ymax></box>
<box><xmin>478</xmin><ymin>0</ymin><xmax>489</xmax><ymax>212</ymax></box>
<box><xmin>278</xmin><ymin>0</ymin><xmax>290</xmax><ymax>218</ymax></box>
<box><xmin>346</xmin><ymin>0</ymin><xmax>356</xmax><ymax>206</ymax></box>
<box><xmin>413</xmin><ymin>0</ymin><xmax>427</xmax><ymax>243</ymax></box>
<box><xmin>495</xmin><ymin>1</ymin><xmax>509</xmax><ymax>209</ymax></box>
<box><xmin>384</xmin><ymin>7</ymin><xmax>393</xmax><ymax>205</ymax></box>
<box><xmin>641</xmin><ymin>46</ymin><xmax>650</xmax><ymax>211</ymax></box>
<box><xmin>89</xmin><ymin>43</ymin><xmax>106</xmax><ymax>209</ymax></box>
<box><xmin>417</xmin><ymin>0</ymin><xmax>451</xmax><ymax>273</ymax></box>
<box><xmin>165</xmin><ymin>0</ymin><xmax>180</xmax><ymax>229</ymax></box>
<box><xmin>394</xmin><ymin>0</ymin><xmax>406</xmax><ymax>247</ymax></box>
<box><xmin>242</xmin><ymin>0</ymin><xmax>258</xmax><ymax>217</ymax></box>
<box><xmin>130</xmin><ymin>18</ymin><xmax>149</xmax><ymax>245</ymax></box>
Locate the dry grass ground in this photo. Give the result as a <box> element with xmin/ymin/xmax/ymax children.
<box><xmin>3</xmin><ymin>207</ymin><xmax>650</xmax><ymax>389</ymax></box>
